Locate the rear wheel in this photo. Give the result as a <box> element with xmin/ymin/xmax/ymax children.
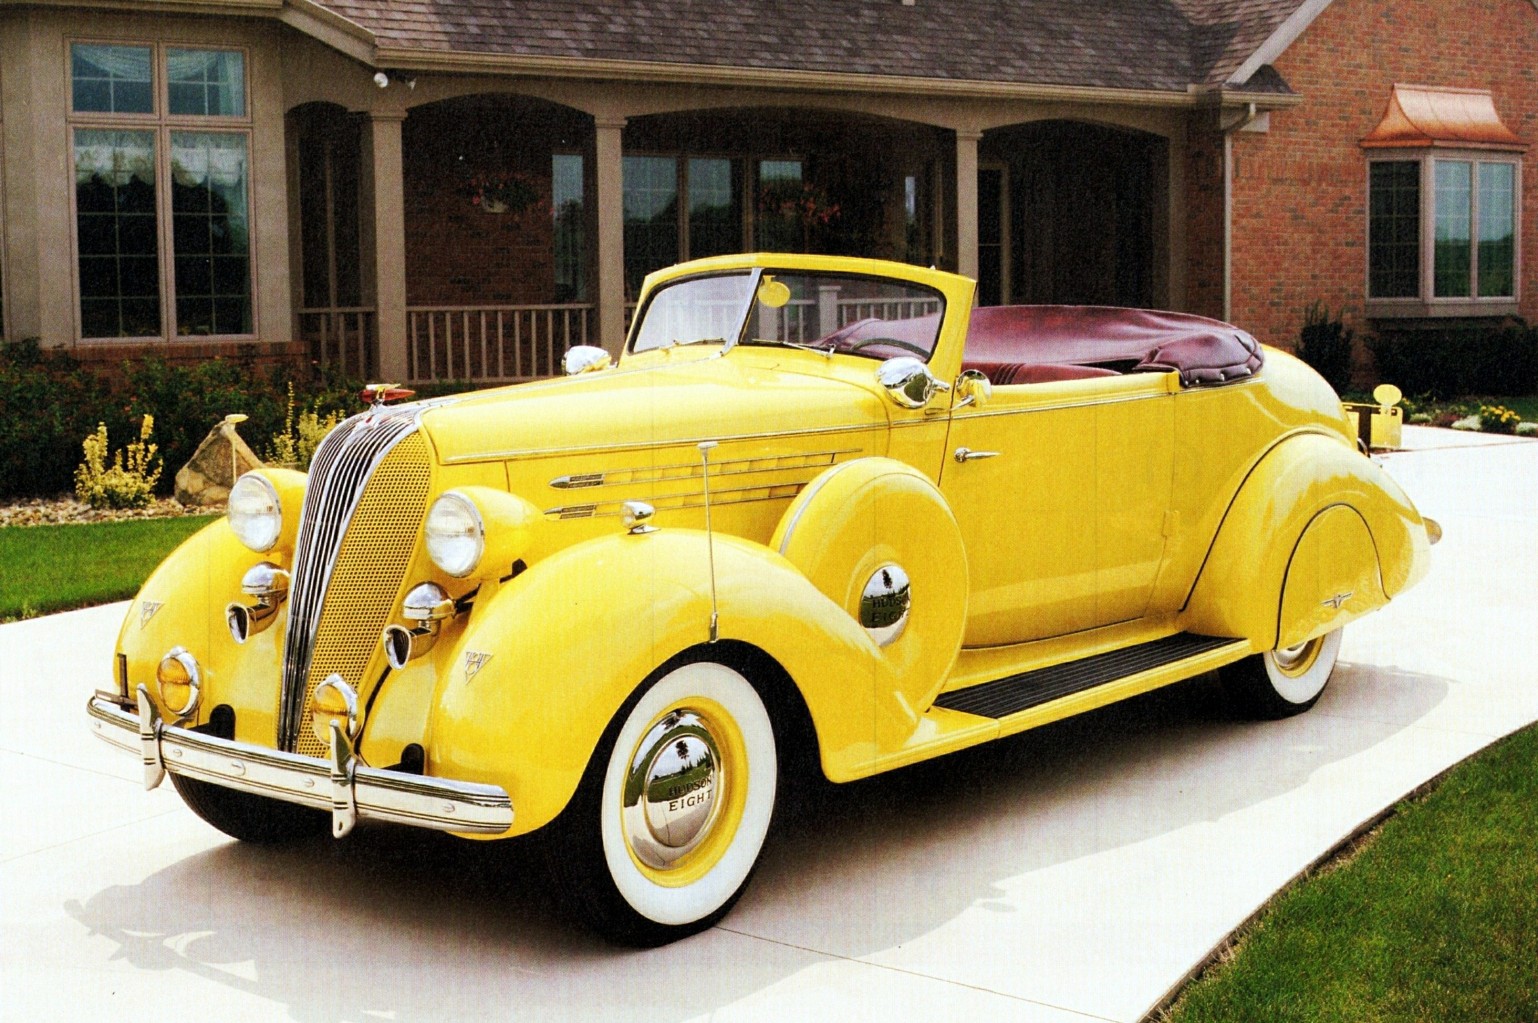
<box><xmin>171</xmin><ymin>774</ymin><xmax>328</xmax><ymax>843</ymax></box>
<box><xmin>548</xmin><ymin>659</ymin><xmax>778</xmax><ymax>946</ymax></box>
<box><xmin>1220</xmin><ymin>628</ymin><xmax>1343</xmax><ymax>719</ymax></box>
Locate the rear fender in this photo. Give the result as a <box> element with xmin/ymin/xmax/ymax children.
<box><xmin>1182</xmin><ymin>432</ymin><xmax>1429</xmax><ymax>649</ymax></box>
<box><xmin>1276</xmin><ymin>504</ymin><xmax>1382</xmax><ymax>648</ymax></box>
<box><xmin>419</xmin><ymin>529</ymin><xmax>894</xmax><ymax>837</ymax></box>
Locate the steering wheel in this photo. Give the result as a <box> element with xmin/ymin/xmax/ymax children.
<box><xmin>847</xmin><ymin>336</ymin><xmax>931</xmax><ymax>358</ymax></box>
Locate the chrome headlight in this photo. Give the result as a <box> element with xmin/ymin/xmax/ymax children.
<box><xmin>425</xmin><ymin>492</ymin><xmax>485</xmax><ymax>578</ymax></box>
<box><xmin>228</xmin><ymin>473</ymin><xmax>282</xmax><ymax>552</ymax></box>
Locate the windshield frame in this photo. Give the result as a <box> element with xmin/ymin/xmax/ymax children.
<box><xmin>628</xmin><ymin>265</ymin><xmax>948</xmax><ymax>364</ymax></box>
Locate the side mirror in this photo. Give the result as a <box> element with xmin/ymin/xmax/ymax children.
<box><xmin>563</xmin><ymin>345</ymin><xmax>613</xmax><ymax>376</ymax></box>
<box><xmin>876</xmin><ymin>357</ymin><xmax>950</xmax><ymax>410</ymax></box>
<box><xmin>954</xmin><ymin>368</ymin><xmax>991</xmax><ymax>409</ymax></box>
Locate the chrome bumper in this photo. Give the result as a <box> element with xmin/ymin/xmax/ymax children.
<box><xmin>87</xmin><ymin>687</ymin><xmax>513</xmax><ymax>837</ymax></box>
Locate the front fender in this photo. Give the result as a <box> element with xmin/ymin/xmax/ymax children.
<box><xmin>421</xmin><ymin>529</ymin><xmax>895</xmax><ymax>837</ymax></box>
<box><xmin>1182</xmin><ymin>432</ymin><xmax>1430</xmax><ymax>649</ymax></box>
<box><xmin>114</xmin><ymin>519</ymin><xmax>289</xmax><ymax>744</ymax></box>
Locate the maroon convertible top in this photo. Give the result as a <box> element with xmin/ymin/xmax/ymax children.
<box><xmin>961</xmin><ymin>306</ymin><xmax>1264</xmax><ymax>388</ymax></box>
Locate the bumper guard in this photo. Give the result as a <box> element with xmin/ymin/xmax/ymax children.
<box><xmin>88</xmin><ymin>686</ymin><xmax>513</xmax><ymax>837</ymax></box>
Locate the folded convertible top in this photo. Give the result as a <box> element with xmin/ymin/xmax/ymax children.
<box><xmin>963</xmin><ymin>305</ymin><xmax>1264</xmax><ymax>387</ymax></box>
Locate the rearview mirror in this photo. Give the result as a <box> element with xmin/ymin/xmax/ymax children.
<box><xmin>756</xmin><ymin>276</ymin><xmax>792</xmax><ymax>308</ymax></box>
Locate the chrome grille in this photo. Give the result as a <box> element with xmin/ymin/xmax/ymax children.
<box><xmin>293</xmin><ymin>435</ymin><xmax>430</xmax><ymax>758</ymax></box>
<box><xmin>277</xmin><ymin>408</ymin><xmax>422</xmax><ymax>751</ymax></box>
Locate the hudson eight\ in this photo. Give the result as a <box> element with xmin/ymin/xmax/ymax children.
<box><xmin>89</xmin><ymin>253</ymin><xmax>1436</xmax><ymax>945</ymax></box>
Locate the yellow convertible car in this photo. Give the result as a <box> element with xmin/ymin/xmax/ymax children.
<box><xmin>89</xmin><ymin>253</ymin><xmax>1435</xmax><ymax>945</ymax></box>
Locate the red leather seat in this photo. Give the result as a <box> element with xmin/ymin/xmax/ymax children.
<box><xmin>982</xmin><ymin>362</ymin><xmax>1120</xmax><ymax>386</ymax></box>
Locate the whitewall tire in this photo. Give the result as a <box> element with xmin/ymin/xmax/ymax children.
<box><xmin>552</xmin><ymin>659</ymin><xmax>778</xmax><ymax>945</ymax></box>
<box><xmin>1221</xmin><ymin>628</ymin><xmax>1343</xmax><ymax>719</ymax></box>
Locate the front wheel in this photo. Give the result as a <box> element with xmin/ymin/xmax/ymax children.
<box><xmin>171</xmin><ymin>773</ymin><xmax>329</xmax><ymax>843</ymax></box>
<box><xmin>548</xmin><ymin>659</ymin><xmax>778</xmax><ymax>946</ymax></box>
<box><xmin>1220</xmin><ymin>628</ymin><xmax>1344</xmax><ymax>719</ymax></box>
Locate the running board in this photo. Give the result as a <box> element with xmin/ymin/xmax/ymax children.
<box><xmin>933</xmin><ymin>633</ymin><xmax>1244</xmax><ymax>720</ymax></box>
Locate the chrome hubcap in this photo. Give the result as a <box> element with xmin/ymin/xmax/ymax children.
<box><xmin>620</xmin><ymin>710</ymin><xmax>723</xmax><ymax>870</ymax></box>
<box><xmin>1273</xmin><ymin>639</ymin><xmax>1314</xmax><ymax>674</ymax></box>
<box><xmin>859</xmin><ymin>563</ymin><xmax>912</xmax><ymax>647</ymax></box>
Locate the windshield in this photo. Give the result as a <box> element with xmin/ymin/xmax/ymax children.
<box><xmin>629</xmin><ymin>270</ymin><xmax>946</xmax><ymax>361</ymax></box>
<box><xmin>630</xmin><ymin>272</ymin><xmax>756</xmax><ymax>354</ymax></box>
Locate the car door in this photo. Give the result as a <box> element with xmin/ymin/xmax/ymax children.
<box><xmin>939</xmin><ymin>372</ymin><xmax>1174</xmax><ymax>647</ymax></box>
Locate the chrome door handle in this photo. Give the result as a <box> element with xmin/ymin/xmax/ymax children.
<box><xmin>954</xmin><ymin>447</ymin><xmax>1001</xmax><ymax>463</ymax></box>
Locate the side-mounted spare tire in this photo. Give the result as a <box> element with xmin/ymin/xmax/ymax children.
<box><xmin>771</xmin><ymin>457</ymin><xmax>968</xmax><ymax>725</ymax></box>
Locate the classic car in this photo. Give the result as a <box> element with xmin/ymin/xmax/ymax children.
<box><xmin>88</xmin><ymin>253</ymin><xmax>1436</xmax><ymax>946</ymax></box>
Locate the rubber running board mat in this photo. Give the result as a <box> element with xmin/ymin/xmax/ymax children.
<box><xmin>934</xmin><ymin>632</ymin><xmax>1242</xmax><ymax>720</ymax></box>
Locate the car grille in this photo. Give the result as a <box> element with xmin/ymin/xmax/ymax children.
<box><xmin>278</xmin><ymin>410</ymin><xmax>431</xmax><ymax>754</ymax></box>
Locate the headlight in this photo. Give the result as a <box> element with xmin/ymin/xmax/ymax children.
<box><xmin>425</xmin><ymin>492</ymin><xmax>485</xmax><ymax>577</ymax></box>
<box><xmin>228</xmin><ymin>473</ymin><xmax>282</xmax><ymax>552</ymax></box>
<box><xmin>424</xmin><ymin>487</ymin><xmax>539</xmax><ymax>580</ymax></box>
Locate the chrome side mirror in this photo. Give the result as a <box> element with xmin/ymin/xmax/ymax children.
<box><xmin>876</xmin><ymin>357</ymin><xmax>951</xmax><ymax>410</ymax></box>
<box><xmin>563</xmin><ymin>345</ymin><xmax>613</xmax><ymax>376</ymax></box>
<box><xmin>954</xmin><ymin>368</ymin><xmax>992</xmax><ymax>410</ymax></box>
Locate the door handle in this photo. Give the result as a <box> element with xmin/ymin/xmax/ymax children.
<box><xmin>954</xmin><ymin>447</ymin><xmax>1001</xmax><ymax>463</ymax></box>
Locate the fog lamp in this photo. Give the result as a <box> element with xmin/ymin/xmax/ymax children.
<box><xmin>310</xmin><ymin>675</ymin><xmax>360</xmax><ymax>746</ymax></box>
<box><xmin>381</xmin><ymin>582</ymin><xmax>455</xmax><ymax>669</ymax></box>
<box><xmin>156</xmin><ymin>646</ymin><xmax>201</xmax><ymax>719</ymax></box>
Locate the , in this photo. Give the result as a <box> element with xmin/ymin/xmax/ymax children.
<box><xmin>87</xmin><ymin>253</ymin><xmax>1436</xmax><ymax>946</ymax></box>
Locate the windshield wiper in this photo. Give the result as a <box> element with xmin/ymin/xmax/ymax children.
<box><xmin>660</xmin><ymin>336</ymin><xmax>726</xmax><ymax>351</ymax></box>
<box><xmin>749</xmin><ymin>339</ymin><xmax>837</xmax><ymax>358</ymax></box>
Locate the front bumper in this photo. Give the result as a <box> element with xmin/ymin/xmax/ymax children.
<box><xmin>88</xmin><ymin>687</ymin><xmax>513</xmax><ymax>837</ymax></box>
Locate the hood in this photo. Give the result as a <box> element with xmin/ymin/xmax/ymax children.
<box><xmin>418</xmin><ymin>350</ymin><xmax>889</xmax><ymax>466</ymax></box>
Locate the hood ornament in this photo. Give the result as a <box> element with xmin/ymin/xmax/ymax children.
<box><xmin>360</xmin><ymin>383</ymin><xmax>416</xmax><ymax>409</ymax></box>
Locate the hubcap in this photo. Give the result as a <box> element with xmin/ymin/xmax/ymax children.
<box><xmin>1272</xmin><ymin>637</ymin><xmax>1319</xmax><ymax>677</ymax></box>
<box><xmin>859</xmin><ymin>563</ymin><xmax>912</xmax><ymax>647</ymax></box>
<box><xmin>620</xmin><ymin>710</ymin><xmax>724</xmax><ymax>871</ymax></box>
